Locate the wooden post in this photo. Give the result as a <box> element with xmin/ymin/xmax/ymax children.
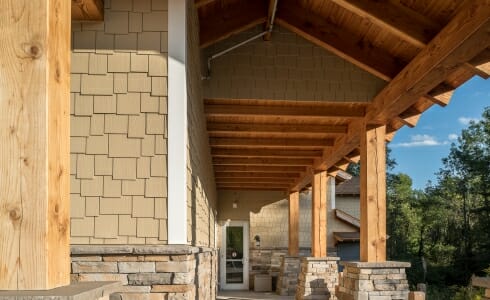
<box><xmin>360</xmin><ymin>123</ymin><xmax>387</xmax><ymax>262</ymax></box>
<box><xmin>0</xmin><ymin>0</ymin><xmax>71</xmax><ymax>290</ymax></box>
<box><xmin>311</xmin><ymin>171</ymin><xmax>328</xmax><ymax>257</ymax></box>
<box><xmin>288</xmin><ymin>191</ymin><xmax>299</xmax><ymax>256</ymax></box>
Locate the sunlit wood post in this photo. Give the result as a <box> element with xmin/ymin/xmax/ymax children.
<box><xmin>360</xmin><ymin>123</ymin><xmax>387</xmax><ymax>262</ymax></box>
<box><xmin>0</xmin><ymin>0</ymin><xmax>71</xmax><ymax>290</ymax></box>
<box><xmin>288</xmin><ymin>191</ymin><xmax>300</xmax><ymax>256</ymax></box>
<box><xmin>311</xmin><ymin>171</ymin><xmax>328</xmax><ymax>257</ymax></box>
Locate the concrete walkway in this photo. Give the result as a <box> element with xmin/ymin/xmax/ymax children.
<box><xmin>217</xmin><ymin>291</ymin><xmax>294</xmax><ymax>300</ymax></box>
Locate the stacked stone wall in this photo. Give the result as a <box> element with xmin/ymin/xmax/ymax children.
<box><xmin>296</xmin><ymin>257</ymin><xmax>339</xmax><ymax>300</ymax></box>
<box><xmin>71</xmin><ymin>246</ymin><xmax>217</xmax><ymax>300</ymax></box>
<box><xmin>336</xmin><ymin>261</ymin><xmax>411</xmax><ymax>300</ymax></box>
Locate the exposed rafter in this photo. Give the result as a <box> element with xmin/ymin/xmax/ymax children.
<box><xmin>275</xmin><ymin>0</ymin><xmax>406</xmax><ymax>81</ymax></box>
<box><xmin>329</xmin><ymin>0</ymin><xmax>440</xmax><ymax>48</ymax></box>
<box><xmin>210</xmin><ymin>137</ymin><xmax>335</xmax><ymax>149</ymax></box>
<box><xmin>195</xmin><ymin>0</ymin><xmax>215</xmax><ymax>8</ymax></box>
<box><xmin>205</xmin><ymin>99</ymin><xmax>367</xmax><ymax>119</ymax></box>
<box><xmin>199</xmin><ymin>0</ymin><xmax>268</xmax><ymax>48</ymax></box>
<box><xmin>215</xmin><ymin>172</ymin><xmax>301</xmax><ymax>178</ymax></box>
<box><xmin>214</xmin><ymin>165</ymin><xmax>306</xmax><ymax>173</ymax></box>
<box><xmin>207</xmin><ymin>123</ymin><xmax>348</xmax><ymax>135</ymax></box>
<box><xmin>213</xmin><ymin>157</ymin><xmax>314</xmax><ymax>166</ymax></box>
<box><xmin>211</xmin><ymin>148</ymin><xmax>322</xmax><ymax>158</ymax></box>
<box><xmin>71</xmin><ymin>0</ymin><xmax>104</xmax><ymax>21</ymax></box>
<box><xmin>290</xmin><ymin>0</ymin><xmax>490</xmax><ymax>191</ymax></box>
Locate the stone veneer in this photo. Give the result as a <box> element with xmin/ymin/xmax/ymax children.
<box><xmin>276</xmin><ymin>256</ymin><xmax>301</xmax><ymax>296</ymax></box>
<box><xmin>336</xmin><ymin>261</ymin><xmax>411</xmax><ymax>300</ymax></box>
<box><xmin>296</xmin><ymin>257</ymin><xmax>340</xmax><ymax>300</ymax></box>
<box><xmin>70</xmin><ymin>245</ymin><xmax>217</xmax><ymax>300</ymax></box>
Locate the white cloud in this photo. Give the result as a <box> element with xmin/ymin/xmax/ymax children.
<box><xmin>458</xmin><ymin>117</ymin><xmax>480</xmax><ymax>125</ymax></box>
<box><xmin>448</xmin><ymin>133</ymin><xmax>458</xmax><ymax>140</ymax></box>
<box><xmin>392</xmin><ymin>134</ymin><xmax>447</xmax><ymax>148</ymax></box>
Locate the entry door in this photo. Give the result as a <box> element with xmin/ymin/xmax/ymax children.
<box><xmin>220</xmin><ymin>221</ymin><xmax>249</xmax><ymax>290</ymax></box>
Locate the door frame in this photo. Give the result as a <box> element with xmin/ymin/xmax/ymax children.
<box><xmin>220</xmin><ymin>221</ymin><xmax>249</xmax><ymax>290</ymax></box>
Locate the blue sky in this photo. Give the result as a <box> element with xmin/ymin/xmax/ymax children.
<box><xmin>389</xmin><ymin>76</ymin><xmax>490</xmax><ymax>190</ymax></box>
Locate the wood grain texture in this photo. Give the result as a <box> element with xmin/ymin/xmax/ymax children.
<box><xmin>290</xmin><ymin>0</ymin><xmax>490</xmax><ymax>192</ymax></box>
<box><xmin>311</xmin><ymin>171</ymin><xmax>328</xmax><ymax>257</ymax></box>
<box><xmin>329</xmin><ymin>0</ymin><xmax>440</xmax><ymax>48</ymax></box>
<box><xmin>0</xmin><ymin>0</ymin><xmax>70</xmax><ymax>290</ymax></box>
<box><xmin>71</xmin><ymin>0</ymin><xmax>104</xmax><ymax>21</ymax></box>
<box><xmin>360</xmin><ymin>124</ymin><xmax>386</xmax><ymax>262</ymax></box>
<box><xmin>288</xmin><ymin>192</ymin><xmax>299</xmax><ymax>256</ymax></box>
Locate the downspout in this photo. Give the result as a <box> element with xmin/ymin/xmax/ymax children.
<box><xmin>202</xmin><ymin>0</ymin><xmax>279</xmax><ymax>80</ymax></box>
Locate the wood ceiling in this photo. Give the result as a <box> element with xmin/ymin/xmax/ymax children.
<box><xmin>198</xmin><ymin>0</ymin><xmax>490</xmax><ymax>192</ymax></box>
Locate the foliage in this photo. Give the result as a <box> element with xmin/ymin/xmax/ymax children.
<box><xmin>384</xmin><ymin>107</ymin><xmax>490</xmax><ymax>299</ymax></box>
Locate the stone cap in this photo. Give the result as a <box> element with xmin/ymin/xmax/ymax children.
<box><xmin>472</xmin><ymin>276</ymin><xmax>490</xmax><ymax>288</ymax></box>
<box><xmin>71</xmin><ymin>245</ymin><xmax>215</xmax><ymax>255</ymax></box>
<box><xmin>0</xmin><ymin>281</ymin><xmax>121</xmax><ymax>300</ymax></box>
<box><xmin>302</xmin><ymin>256</ymin><xmax>340</xmax><ymax>261</ymax></box>
<box><xmin>340</xmin><ymin>261</ymin><xmax>411</xmax><ymax>268</ymax></box>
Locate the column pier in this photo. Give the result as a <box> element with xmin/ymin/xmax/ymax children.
<box><xmin>336</xmin><ymin>261</ymin><xmax>411</xmax><ymax>300</ymax></box>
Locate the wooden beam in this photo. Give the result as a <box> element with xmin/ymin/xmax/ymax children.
<box><xmin>216</xmin><ymin>178</ymin><xmax>294</xmax><ymax>184</ymax></box>
<box><xmin>263</xmin><ymin>0</ymin><xmax>276</xmax><ymax>41</ymax></box>
<box><xmin>195</xmin><ymin>0</ymin><xmax>215</xmax><ymax>8</ymax></box>
<box><xmin>469</xmin><ymin>48</ymin><xmax>490</xmax><ymax>78</ymax></box>
<box><xmin>329</xmin><ymin>0</ymin><xmax>440</xmax><ymax>48</ymax></box>
<box><xmin>199</xmin><ymin>0</ymin><xmax>268</xmax><ymax>48</ymax></box>
<box><xmin>213</xmin><ymin>157</ymin><xmax>313</xmax><ymax>166</ymax></box>
<box><xmin>210</xmin><ymin>138</ymin><xmax>334</xmax><ymax>148</ymax></box>
<box><xmin>215</xmin><ymin>172</ymin><xmax>300</xmax><ymax>179</ymax></box>
<box><xmin>0</xmin><ymin>0</ymin><xmax>70</xmax><ymax>290</ymax></box>
<box><xmin>368</xmin><ymin>1</ymin><xmax>490</xmax><ymax>124</ymax></box>
<box><xmin>205</xmin><ymin>101</ymin><xmax>366</xmax><ymax>119</ymax></box>
<box><xmin>217</xmin><ymin>183</ymin><xmax>289</xmax><ymax>189</ymax></box>
<box><xmin>215</xmin><ymin>165</ymin><xmax>306</xmax><ymax>173</ymax></box>
<box><xmin>217</xmin><ymin>186</ymin><xmax>288</xmax><ymax>191</ymax></box>
<box><xmin>71</xmin><ymin>0</ymin><xmax>104</xmax><ymax>21</ymax></box>
<box><xmin>290</xmin><ymin>0</ymin><xmax>490</xmax><ymax>192</ymax></box>
<box><xmin>360</xmin><ymin>124</ymin><xmax>387</xmax><ymax>262</ymax></box>
<box><xmin>211</xmin><ymin>148</ymin><xmax>322</xmax><ymax>158</ymax></box>
<box><xmin>207</xmin><ymin>122</ymin><xmax>348</xmax><ymax>134</ymax></box>
<box><xmin>311</xmin><ymin>171</ymin><xmax>328</xmax><ymax>257</ymax></box>
<box><xmin>396</xmin><ymin>106</ymin><xmax>422</xmax><ymax>128</ymax></box>
<box><xmin>344</xmin><ymin>149</ymin><xmax>361</xmax><ymax>164</ymax></box>
<box><xmin>288</xmin><ymin>192</ymin><xmax>300</xmax><ymax>256</ymax></box>
<box><xmin>275</xmin><ymin>0</ymin><xmax>405</xmax><ymax>81</ymax></box>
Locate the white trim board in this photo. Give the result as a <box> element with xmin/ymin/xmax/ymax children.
<box><xmin>167</xmin><ymin>0</ymin><xmax>188</xmax><ymax>244</ymax></box>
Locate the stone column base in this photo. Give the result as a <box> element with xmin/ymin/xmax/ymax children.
<box><xmin>276</xmin><ymin>256</ymin><xmax>301</xmax><ymax>296</ymax></box>
<box><xmin>336</xmin><ymin>261</ymin><xmax>411</xmax><ymax>300</ymax></box>
<box><xmin>296</xmin><ymin>257</ymin><xmax>339</xmax><ymax>300</ymax></box>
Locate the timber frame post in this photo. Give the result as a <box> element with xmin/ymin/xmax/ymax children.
<box><xmin>288</xmin><ymin>191</ymin><xmax>300</xmax><ymax>256</ymax></box>
<box><xmin>311</xmin><ymin>171</ymin><xmax>328</xmax><ymax>257</ymax></box>
<box><xmin>360</xmin><ymin>123</ymin><xmax>387</xmax><ymax>262</ymax></box>
<box><xmin>0</xmin><ymin>0</ymin><xmax>71</xmax><ymax>290</ymax></box>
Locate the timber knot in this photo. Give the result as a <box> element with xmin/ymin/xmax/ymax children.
<box><xmin>9</xmin><ymin>208</ymin><xmax>21</xmax><ymax>221</ymax></box>
<box><xmin>22</xmin><ymin>42</ymin><xmax>43</xmax><ymax>59</ymax></box>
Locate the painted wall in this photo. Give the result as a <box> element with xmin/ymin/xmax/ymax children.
<box><xmin>203</xmin><ymin>26</ymin><xmax>386</xmax><ymax>102</ymax></box>
<box><xmin>70</xmin><ymin>0</ymin><xmax>169</xmax><ymax>244</ymax></box>
<box><xmin>217</xmin><ymin>190</ymin><xmax>287</xmax><ymax>221</ymax></box>
<box><xmin>186</xmin><ymin>1</ymin><xmax>218</xmax><ymax>247</ymax></box>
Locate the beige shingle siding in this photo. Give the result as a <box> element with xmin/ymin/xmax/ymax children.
<box><xmin>70</xmin><ymin>0</ymin><xmax>168</xmax><ymax>245</ymax></box>
<box><xmin>186</xmin><ymin>2</ymin><xmax>218</xmax><ymax>247</ymax></box>
<box><xmin>203</xmin><ymin>26</ymin><xmax>385</xmax><ymax>102</ymax></box>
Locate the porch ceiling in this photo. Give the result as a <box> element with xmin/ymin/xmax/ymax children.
<box><xmin>198</xmin><ymin>0</ymin><xmax>490</xmax><ymax>192</ymax></box>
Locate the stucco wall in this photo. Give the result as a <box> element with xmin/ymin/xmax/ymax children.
<box><xmin>203</xmin><ymin>26</ymin><xmax>385</xmax><ymax>102</ymax></box>
<box><xmin>70</xmin><ymin>0</ymin><xmax>169</xmax><ymax>244</ymax></box>
<box><xmin>186</xmin><ymin>2</ymin><xmax>218</xmax><ymax>247</ymax></box>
